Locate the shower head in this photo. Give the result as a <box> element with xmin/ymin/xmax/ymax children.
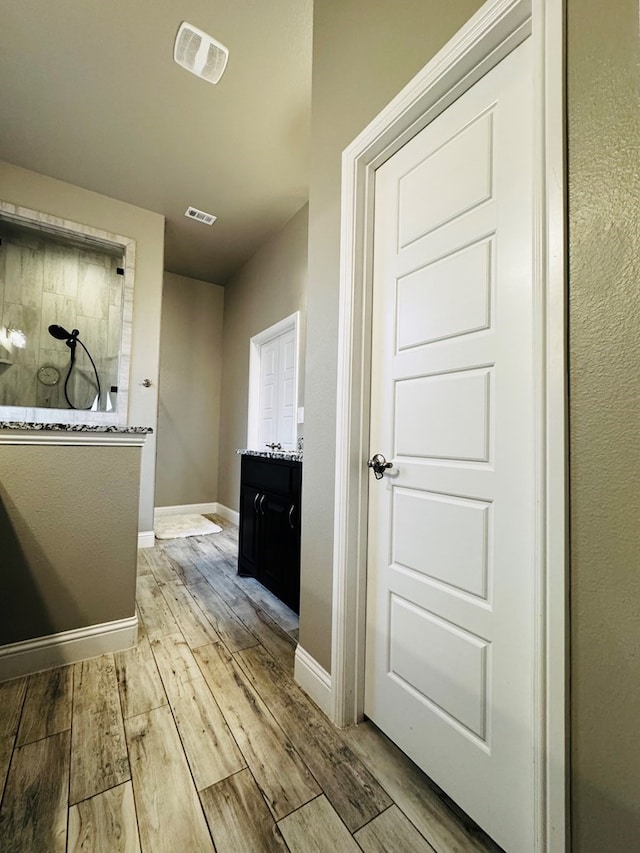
<box><xmin>48</xmin><ymin>324</ymin><xmax>71</xmax><ymax>340</ymax></box>
<box><xmin>48</xmin><ymin>324</ymin><xmax>79</xmax><ymax>342</ymax></box>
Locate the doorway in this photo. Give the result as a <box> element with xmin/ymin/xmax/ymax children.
<box><xmin>330</xmin><ymin>1</ymin><xmax>566</xmax><ymax>851</ymax></box>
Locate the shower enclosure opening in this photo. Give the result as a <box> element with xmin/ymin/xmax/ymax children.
<box><xmin>0</xmin><ymin>213</ymin><xmax>128</xmax><ymax>415</ymax></box>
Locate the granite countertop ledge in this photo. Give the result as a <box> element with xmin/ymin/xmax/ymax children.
<box><xmin>0</xmin><ymin>422</ymin><xmax>153</xmax><ymax>433</ymax></box>
<box><xmin>237</xmin><ymin>448</ymin><xmax>302</xmax><ymax>461</ymax></box>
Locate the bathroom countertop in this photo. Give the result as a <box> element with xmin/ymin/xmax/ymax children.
<box><xmin>236</xmin><ymin>448</ymin><xmax>302</xmax><ymax>462</ymax></box>
<box><xmin>0</xmin><ymin>422</ymin><xmax>153</xmax><ymax>433</ymax></box>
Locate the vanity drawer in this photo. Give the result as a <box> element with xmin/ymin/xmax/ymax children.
<box><xmin>241</xmin><ymin>455</ymin><xmax>300</xmax><ymax>495</ymax></box>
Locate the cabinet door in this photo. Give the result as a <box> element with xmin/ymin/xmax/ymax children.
<box><xmin>238</xmin><ymin>484</ymin><xmax>260</xmax><ymax>576</ymax></box>
<box><xmin>259</xmin><ymin>491</ymin><xmax>300</xmax><ymax>612</ymax></box>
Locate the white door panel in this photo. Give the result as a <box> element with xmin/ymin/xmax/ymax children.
<box><xmin>392</xmin><ymin>488</ymin><xmax>490</xmax><ymax>599</ymax></box>
<box><xmin>397</xmin><ymin>237</ymin><xmax>493</xmax><ymax>349</ymax></box>
<box><xmin>398</xmin><ymin>110</ymin><xmax>494</xmax><ymax>247</ymax></box>
<box><xmin>366</xmin><ymin>39</ymin><xmax>534</xmax><ymax>853</ymax></box>
<box><xmin>388</xmin><ymin>595</ymin><xmax>489</xmax><ymax>739</ymax></box>
<box><xmin>395</xmin><ymin>368</ymin><xmax>492</xmax><ymax>462</ymax></box>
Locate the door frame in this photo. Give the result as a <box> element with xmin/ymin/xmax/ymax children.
<box><xmin>330</xmin><ymin>1</ymin><xmax>567</xmax><ymax>851</ymax></box>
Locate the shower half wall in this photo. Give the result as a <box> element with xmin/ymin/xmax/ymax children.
<box><xmin>0</xmin><ymin>221</ymin><xmax>123</xmax><ymax>411</ymax></box>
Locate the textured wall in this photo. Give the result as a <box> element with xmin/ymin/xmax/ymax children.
<box><xmin>301</xmin><ymin>0</ymin><xmax>483</xmax><ymax>670</ymax></box>
<box><xmin>155</xmin><ymin>272</ymin><xmax>224</xmax><ymax>508</ymax></box>
<box><xmin>217</xmin><ymin>205</ymin><xmax>308</xmax><ymax>512</ymax></box>
<box><xmin>0</xmin><ymin>444</ymin><xmax>140</xmax><ymax>646</ymax></box>
<box><xmin>0</xmin><ymin>160</ymin><xmax>164</xmax><ymax>532</ymax></box>
<box><xmin>568</xmin><ymin>0</ymin><xmax>640</xmax><ymax>848</ymax></box>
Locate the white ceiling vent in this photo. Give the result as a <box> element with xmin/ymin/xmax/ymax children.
<box><xmin>174</xmin><ymin>22</ymin><xmax>229</xmax><ymax>84</ymax></box>
<box><xmin>185</xmin><ymin>206</ymin><xmax>217</xmax><ymax>226</ymax></box>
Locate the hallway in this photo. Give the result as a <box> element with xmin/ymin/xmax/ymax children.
<box><xmin>0</xmin><ymin>518</ymin><xmax>499</xmax><ymax>851</ymax></box>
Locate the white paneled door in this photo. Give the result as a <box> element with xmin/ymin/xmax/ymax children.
<box><xmin>365</xmin><ymin>40</ymin><xmax>535</xmax><ymax>853</ymax></box>
<box><xmin>258</xmin><ymin>327</ymin><xmax>296</xmax><ymax>450</ymax></box>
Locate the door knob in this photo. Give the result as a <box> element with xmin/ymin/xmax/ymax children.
<box><xmin>367</xmin><ymin>453</ymin><xmax>392</xmax><ymax>480</ymax></box>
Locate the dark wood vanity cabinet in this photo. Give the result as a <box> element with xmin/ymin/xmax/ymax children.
<box><xmin>238</xmin><ymin>454</ymin><xmax>302</xmax><ymax>613</ymax></box>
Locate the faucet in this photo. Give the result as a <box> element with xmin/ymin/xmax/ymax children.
<box><xmin>265</xmin><ymin>442</ymin><xmax>282</xmax><ymax>451</ymax></box>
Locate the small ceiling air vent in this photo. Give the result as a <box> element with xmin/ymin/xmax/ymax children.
<box><xmin>185</xmin><ymin>206</ymin><xmax>217</xmax><ymax>226</ymax></box>
<box><xmin>174</xmin><ymin>22</ymin><xmax>229</xmax><ymax>85</ymax></box>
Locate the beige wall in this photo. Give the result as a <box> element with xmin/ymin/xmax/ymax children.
<box><xmin>568</xmin><ymin>0</ymin><xmax>640</xmax><ymax>849</ymax></box>
<box><xmin>300</xmin><ymin>0</ymin><xmax>483</xmax><ymax>673</ymax></box>
<box><xmin>0</xmin><ymin>444</ymin><xmax>140</xmax><ymax>646</ymax></box>
<box><xmin>217</xmin><ymin>204</ymin><xmax>308</xmax><ymax>511</ymax></box>
<box><xmin>0</xmin><ymin>160</ymin><xmax>164</xmax><ymax>532</ymax></box>
<box><xmin>155</xmin><ymin>272</ymin><xmax>224</xmax><ymax>508</ymax></box>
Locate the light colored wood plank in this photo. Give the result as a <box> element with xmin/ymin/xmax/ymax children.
<box><xmin>200</xmin><ymin>768</ymin><xmax>288</xmax><ymax>853</ymax></box>
<box><xmin>125</xmin><ymin>705</ymin><xmax>214</xmax><ymax>852</ymax></box>
<box><xmin>230</xmin><ymin>575</ymin><xmax>299</xmax><ymax>633</ymax></box>
<box><xmin>68</xmin><ymin>781</ymin><xmax>141</xmax><ymax>853</ymax></box>
<box><xmin>195</xmin><ymin>568</ymin><xmax>297</xmax><ymax>671</ymax></box>
<box><xmin>0</xmin><ymin>730</ymin><xmax>69</xmax><ymax>853</ymax></box>
<box><xmin>70</xmin><ymin>654</ymin><xmax>130</xmax><ymax>804</ymax></box>
<box><xmin>277</xmin><ymin>795</ymin><xmax>360</xmax><ymax>853</ymax></box>
<box><xmin>159</xmin><ymin>540</ymin><xmax>207</xmax><ymax>584</ymax></box>
<box><xmin>0</xmin><ymin>736</ymin><xmax>13</xmax><ymax>802</ymax></box>
<box><xmin>135</xmin><ymin>574</ymin><xmax>180</xmax><ymax>640</ymax></box>
<box><xmin>160</xmin><ymin>580</ymin><xmax>221</xmax><ymax>648</ymax></box>
<box><xmin>0</xmin><ymin>677</ymin><xmax>27</xmax><ymax>738</ymax></box>
<box><xmin>136</xmin><ymin>549</ymin><xmax>153</xmax><ymax>576</ymax></box>
<box><xmin>354</xmin><ymin>805</ymin><xmax>435</xmax><ymax>852</ymax></box>
<box><xmin>150</xmin><ymin>633</ymin><xmax>202</xmax><ymax>705</ymax></box>
<box><xmin>147</xmin><ymin>545</ymin><xmax>202</xmax><ymax>586</ymax></box>
<box><xmin>190</xmin><ymin>546</ymin><xmax>238</xmax><ymax>582</ymax></box>
<box><xmin>194</xmin><ymin>643</ymin><xmax>319</xmax><ymax>820</ymax></box>
<box><xmin>144</xmin><ymin>547</ymin><xmax>182</xmax><ymax>585</ymax></box>
<box><xmin>342</xmin><ymin>720</ymin><xmax>500</xmax><ymax>853</ymax></box>
<box><xmin>171</xmin><ymin>676</ymin><xmax>246</xmax><ymax>791</ymax></box>
<box><xmin>190</xmin><ymin>537</ymin><xmax>300</xmax><ymax>634</ymax></box>
<box><xmin>191</xmin><ymin>530</ymin><xmax>238</xmax><ymax>564</ymax></box>
<box><xmin>188</xmin><ymin>580</ymin><xmax>258</xmax><ymax>653</ymax></box>
<box><xmin>238</xmin><ymin>604</ymin><xmax>297</xmax><ymax>672</ymax></box>
<box><xmin>16</xmin><ymin>665</ymin><xmax>72</xmax><ymax>746</ymax></box>
<box><xmin>115</xmin><ymin>627</ymin><xmax>167</xmax><ymax>719</ymax></box>
<box><xmin>237</xmin><ymin>645</ymin><xmax>391</xmax><ymax>832</ymax></box>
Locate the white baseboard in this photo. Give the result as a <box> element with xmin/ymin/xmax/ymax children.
<box><xmin>0</xmin><ymin>615</ymin><xmax>138</xmax><ymax>682</ymax></box>
<box><xmin>294</xmin><ymin>644</ymin><xmax>333</xmax><ymax>719</ymax></box>
<box><xmin>138</xmin><ymin>530</ymin><xmax>155</xmax><ymax>549</ymax></box>
<box><xmin>154</xmin><ymin>502</ymin><xmax>239</xmax><ymax>526</ymax></box>
<box><xmin>215</xmin><ymin>503</ymin><xmax>240</xmax><ymax>525</ymax></box>
<box><xmin>154</xmin><ymin>502</ymin><xmax>218</xmax><ymax>518</ymax></box>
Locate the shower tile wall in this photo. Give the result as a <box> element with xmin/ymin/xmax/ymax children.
<box><xmin>0</xmin><ymin>228</ymin><xmax>122</xmax><ymax>410</ymax></box>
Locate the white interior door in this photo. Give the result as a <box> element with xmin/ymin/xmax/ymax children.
<box><xmin>257</xmin><ymin>327</ymin><xmax>296</xmax><ymax>450</ymax></box>
<box><xmin>366</xmin><ymin>39</ymin><xmax>535</xmax><ymax>853</ymax></box>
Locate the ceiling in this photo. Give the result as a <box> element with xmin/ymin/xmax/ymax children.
<box><xmin>0</xmin><ymin>0</ymin><xmax>312</xmax><ymax>285</ymax></box>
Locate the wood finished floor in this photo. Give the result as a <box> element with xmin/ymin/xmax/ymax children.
<box><xmin>0</xmin><ymin>516</ymin><xmax>501</xmax><ymax>853</ymax></box>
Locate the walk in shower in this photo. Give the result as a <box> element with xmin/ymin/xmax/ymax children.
<box><xmin>0</xmin><ymin>201</ymin><xmax>135</xmax><ymax>423</ymax></box>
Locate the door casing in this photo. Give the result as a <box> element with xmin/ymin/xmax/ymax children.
<box><xmin>329</xmin><ymin>1</ymin><xmax>567</xmax><ymax>851</ymax></box>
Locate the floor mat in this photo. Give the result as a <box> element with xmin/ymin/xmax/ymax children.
<box><xmin>154</xmin><ymin>514</ymin><xmax>222</xmax><ymax>540</ymax></box>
